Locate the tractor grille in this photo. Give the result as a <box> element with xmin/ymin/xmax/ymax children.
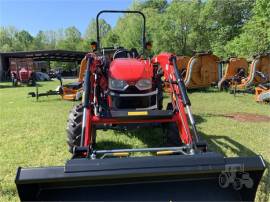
<box><xmin>109</xmin><ymin>89</ymin><xmax>158</xmax><ymax>110</ymax></box>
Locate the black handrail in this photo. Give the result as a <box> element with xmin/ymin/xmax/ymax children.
<box><xmin>96</xmin><ymin>10</ymin><xmax>146</xmax><ymax>53</ymax></box>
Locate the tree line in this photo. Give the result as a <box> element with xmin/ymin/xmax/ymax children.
<box><xmin>1</xmin><ymin>0</ymin><xmax>269</xmax><ymax>60</ymax></box>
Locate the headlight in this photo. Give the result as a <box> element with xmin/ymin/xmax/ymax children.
<box><xmin>135</xmin><ymin>79</ymin><xmax>152</xmax><ymax>90</ymax></box>
<box><xmin>109</xmin><ymin>78</ymin><xmax>128</xmax><ymax>91</ymax></box>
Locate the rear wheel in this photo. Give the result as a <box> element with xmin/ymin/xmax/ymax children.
<box><xmin>66</xmin><ymin>104</ymin><xmax>97</xmax><ymax>153</ymax></box>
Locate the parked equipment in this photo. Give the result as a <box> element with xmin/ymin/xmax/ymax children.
<box><xmin>231</xmin><ymin>53</ymin><xmax>270</xmax><ymax>92</ymax></box>
<box><xmin>9</xmin><ymin>58</ymin><xmax>35</xmax><ymax>86</ymax></box>
<box><xmin>16</xmin><ymin>10</ymin><xmax>265</xmax><ymax>201</ymax></box>
<box><xmin>255</xmin><ymin>83</ymin><xmax>270</xmax><ymax>103</ymax></box>
<box><xmin>177</xmin><ymin>55</ymin><xmax>191</xmax><ymax>78</ymax></box>
<box><xmin>184</xmin><ymin>52</ymin><xmax>220</xmax><ymax>89</ymax></box>
<box><xmin>218</xmin><ymin>57</ymin><xmax>249</xmax><ymax>91</ymax></box>
<box><xmin>28</xmin><ymin>75</ymin><xmax>83</xmax><ymax>101</ymax></box>
<box><xmin>164</xmin><ymin>56</ymin><xmax>190</xmax><ymax>92</ymax></box>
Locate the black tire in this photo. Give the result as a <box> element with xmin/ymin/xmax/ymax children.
<box><xmin>218</xmin><ymin>173</ymin><xmax>229</xmax><ymax>188</ymax></box>
<box><xmin>233</xmin><ymin>178</ymin><xmax>243</xmax><ymax>190</ymax></box>
<box><xmin>66</xmin><ymin>104</ymin><xmax>83</xmax><ymax>153</ymax></box>
<box><xmin>66</xmin><ymin>103</ymin><xmax>97</xmax><ymax>153</ymax></box>
<box><xmin>164</xmin><ymin>123</ymin><xmax>182</xmax><ymax>146</ymax></box>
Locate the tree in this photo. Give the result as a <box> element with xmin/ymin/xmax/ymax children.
<box><xmin>84</xmin><ymin>18</ymin><xmax>111</xmax><ymax>49</ymax></box>
<box><xmin>0</xmin><ymin>26</ymin><xmax>17</xmax><ymax>52</ymax></box>
<box><xmin>133</xmin><ymin>0</ymin><xmax>167</xmax><ymax>12</ymax></box>
<box><xmin>57</xmin><ymin>26</ymin><xmax>82</xmax><ymax>50</ymax></box>
<box><xmin>31</xmin><ymin>31</ymin><xmax>46</xmax><ymax>50</ymax></box>
<box><xmin>150</xmin><ymin>1</ymin><xmax>201</xmax><ymax>55</ymax></box>
<box><xmin>13</xmin><ymin>30</ymin><xmax>34</xmax><ymax>51</ymax></box>
<box><xmin>200</xmin><ymin>0</ymin><xmax>255</xmax><ymax>57</ymax></box>
<box><xmin>225</xmin><ymin>0</ymin><xmax>270</xmax><ymax>57</ymax></box>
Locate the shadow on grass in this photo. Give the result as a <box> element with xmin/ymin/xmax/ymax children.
<box><xmin>96</xmin><ymin>140</ymin><xmax>132</xmax><ymax>150</ymax></box>
<box><xmin>193</xmin><ymin>114</ymin><xmax>207</xmax><ymax>124</ymax></box>
<box><xmin>0</xmin><ymin>83</ymin><xmax>43</xmax><ymax>89</ymax></box>
<box><xmin>102</xmin><ymin>116</ymin><xmax>268</xmax><ymax>201</ymax></box>
<box><xmin>187</xmin><ymin>87</ymin><xmax>221</xmax><ymax>93</ymax></box>
<box><xmin>0</xmin><ymin>85</ymin><xmax>22</xmax><ymax>89</ymax></box>
<box><xmin>199</xmin><ymin>131</ymin><xmax>269</xmax><ymax>202</ymax></box>
<box><xmin>26</xmin><ymin>96</ymin><xmax>64</xmax><ymax>103</ymax></box>
<box><xmin>120</xmin><ymin>126</ymin><xmax>166</xmax><ymax>148</ymax></box>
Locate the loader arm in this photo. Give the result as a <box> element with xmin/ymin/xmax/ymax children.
<box><xmin>153</xmin><ymin>53</ymin><xmax>198</xmax><ymax>146</ymax></box>
<box><xmin>15</xmin><ymin>10</ymin><xmax>266</xmax><ymax>201</ymax></box>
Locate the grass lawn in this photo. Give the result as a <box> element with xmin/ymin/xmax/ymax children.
<box><xmin>0</xmin><ymin>80</ymin><xmax>269</xmax><ymax>201</ymax></box>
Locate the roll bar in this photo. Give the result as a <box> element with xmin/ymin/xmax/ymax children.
<box><xmin>96</xmin><ymin>10</ymin><xmax>146</xmax><ymax>53</ymax></box>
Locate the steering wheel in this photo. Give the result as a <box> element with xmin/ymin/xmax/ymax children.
<box><xmin>113</xmin><ymin>49</ymin><xmax>130</xmax><ymax>60</ymax></box>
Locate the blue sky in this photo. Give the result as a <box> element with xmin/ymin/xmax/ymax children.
<box><xmin>0</xmin><ymin>0</ymin><xmax>133</xmax><ymax>36</ymax></box>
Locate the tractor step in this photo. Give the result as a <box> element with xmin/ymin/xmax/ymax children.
<box><xmin>109</xmin><ymin>110</ymin><xmax>173</xmax><ymax>119</ymax></box>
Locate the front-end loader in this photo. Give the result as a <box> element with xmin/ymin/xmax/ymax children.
<box><xmin>15</xmin><ymin>10</ymin><xmax>265</xmax><ymax>201</ymax></box>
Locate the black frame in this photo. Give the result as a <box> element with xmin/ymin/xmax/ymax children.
<box><xmin>96</xmin><ymin>10</ymin><xmax>146</xmax><ymax>53</ymax></box>
<box><xmin>15</xmin><ymin>153</ymin><xmax>265</xmax><ymax>201</ymax></box>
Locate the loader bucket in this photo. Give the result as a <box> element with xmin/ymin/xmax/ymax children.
<box><xmin>16</xmin><ymin>152</ymin><xmax>265</xmax><ymax>201</ymax></box>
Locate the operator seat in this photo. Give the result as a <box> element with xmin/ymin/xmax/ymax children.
<box><xmin>113</xmin><ymin>48</ymin><xmax>130</xmax><ymax>59</ymax></box>
<box><xmin>130</xmin><ymin>48</ymin><xmax>139</xmax><ymax>58</ymax></box>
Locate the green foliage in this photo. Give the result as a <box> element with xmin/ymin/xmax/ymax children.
<box><xmin>84</xmin><ymin>18</ymin><xmax>111</xmax><ymax>50</ymax></box>
<box><xmin>57</xmin><ymin>26</ymin><xmax>82</xmax><ymax>51</ymax></box>
<box><xmin>200</xmin><ymin>0</ymin><xmax>255</xmax><ymax>57</ymax></box>
<box><xmin>0</xmin><ymin>81</ymin><xmax>269</xmax><ymax>202</ymax></box>
<box><xmin>225</xmin><ymin>0</ymin><xmax>270</xmax><ymax>57</ymax></box>
<box><xmin>0</xmin><ymin>0</ymin><xmax>269</xmax><ymax>59</ymax></box>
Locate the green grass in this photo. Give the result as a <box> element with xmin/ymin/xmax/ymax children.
<box><xmin>0</xmin><ymin>80</ymin><xmax>269</xmax><ymax>201</ymax></box>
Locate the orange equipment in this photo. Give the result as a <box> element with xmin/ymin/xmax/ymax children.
<box><xmin>28</xmin><ymin>59</ymin><xmax>87</xmax><ymax>101</ymax></box>
<box><xmin>184</xmin><ymin>52</ymin><xmax>220</xmax><ymax>89</ymax></box>
<box><xmin>218</xmin><ymin>57</ymin><xmax>249</xmax><ymax>91</ymax></box>
<box><xmin>177</xmin><ymin>56</ymin><xmax>191</xmax><ymax>78</ymax></box>
<box><xmin>164</xmin><ymin>56</ymin><xmax>190</xmax><ymax>92</ymax></box>
<box><xmin>255</xmin><ymin>84</ymin><xmax>270</xmax><ymax>103</ymax></box>
<box><xmin>234</xmin><ymin>53</ymin><xmax>270</xmax><ymax>90</ymax></box>
<box><xmin>61</xmin><ymin>81</ymin><xmax>83</xmax><ymax>101</ymax></box>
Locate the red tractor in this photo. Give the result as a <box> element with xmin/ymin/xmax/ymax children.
<box><xmin>9</xmin><ymin>58</ymin><xmax>35</xmax><ymax>86</ymax></box>
<box><xmin>15</xmin><ymin>10</ymin><xmax>265</xmax><ymax>201</ymax></box>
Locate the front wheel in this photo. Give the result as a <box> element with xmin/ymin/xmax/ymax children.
<box><xmin>219</xmin><ymin>173</ymin><xmax>229</xmax><ymax>188</ymax></box>
<box><xmin>66</xmin><ymin>104</ymin><xmax>96</xmax><ymax>153</ymax></box>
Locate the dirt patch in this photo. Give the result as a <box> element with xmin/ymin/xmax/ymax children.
<box><xmin>224</xmin><ymin>112</ymin><xmax>270</xmax><ymax>122</ymax></box>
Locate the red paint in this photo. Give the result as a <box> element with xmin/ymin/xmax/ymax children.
<box><xmin>109</xmin><ymin>58</ymin><xmax>153</xmax><ymax>81</ymax></box>
<box><xmin>84</xmin><ymin>109</ymin><xmax>91</xmax><ymax>146</ymax></box>
<box><xmin>82</xmin><ymin>52</ymin><xmax>194</xmax><ymax>149</ymax></box>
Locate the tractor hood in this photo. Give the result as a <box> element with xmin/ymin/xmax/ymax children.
<box><xmin>109</xmin><ymin>58</ymin><xmax>152</xmax><ymax>81</ymax></box>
